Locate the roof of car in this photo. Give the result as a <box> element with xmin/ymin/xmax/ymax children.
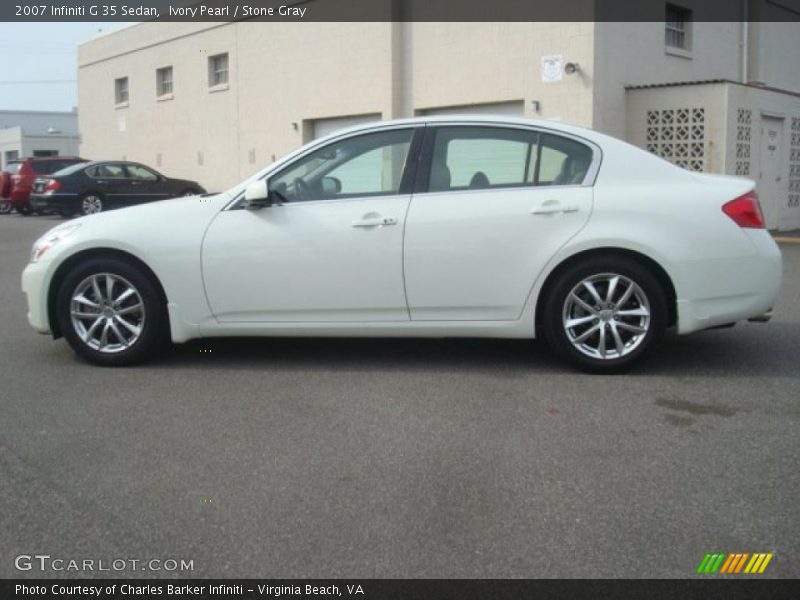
<box><xmin>313</xmin><ymin>115</ymin><xmax>608</xmax><ymax>147</ymax></box>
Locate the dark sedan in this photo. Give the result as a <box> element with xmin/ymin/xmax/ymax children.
<box><xmin>30</xmin><ymin>161</ymin><xmax>205</xmax><ymax>217</ymax></box>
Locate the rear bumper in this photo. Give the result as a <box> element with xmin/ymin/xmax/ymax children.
<box><xmin>30</xmin><ymin>193</ymin><xmax>78</xmax><ymax>212</ymax></box>
<box><xmin>675</xmin><ymin>230</ymin><xmax>782</xmax><ymax>334</ymax></box>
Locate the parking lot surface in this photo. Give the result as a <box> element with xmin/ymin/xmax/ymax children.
<box><xmin>1</xmin><ymin>214</ymin><xmax>798</xmax><ymax>578</ymax></box>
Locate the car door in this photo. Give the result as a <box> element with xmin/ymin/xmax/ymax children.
<box><xmin>201</xmin><ymin>126</ymin><xmax>422</xmax><ymax>323</ymax></box>
<box><xmin>403</xmin><ymin>125</ymin><xmax>597</xmax><ymax>321</ymax></box>
<box><xmin>123</xmin><ymin>163</ymin><xmax>162</xmax><ymax>204</ymax></box>
<box><xmin>87</xmin><ymin>163</ymin><xmax>128</xmax><ymax>207</ymax></box>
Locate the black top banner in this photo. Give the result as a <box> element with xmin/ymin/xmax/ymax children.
<box><xmin>3</xmin><ymin>0</ymin><xmax>800</xmax><ymax>22</ymax></box>
<box><xmin>3</xmin><ymin>579</ymin><xmax>800</xmax><ymax>600</ymax></box>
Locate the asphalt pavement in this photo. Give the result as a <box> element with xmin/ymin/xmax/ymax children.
<box><xmin>1</xmin><ymin>214</ymin><xmax>798</xmax><ymax>578</ymax></box>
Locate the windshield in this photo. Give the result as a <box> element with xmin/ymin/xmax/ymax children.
<box><xmin>51</xmin><ymin>162</ymin><xmax>90</xmax><ymax>177</ymax></box>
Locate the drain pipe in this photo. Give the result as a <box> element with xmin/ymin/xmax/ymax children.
<box><xmin>741</xmin><ymin>1</ymin><xmax>749</xmax><ymax>83</ymax></box>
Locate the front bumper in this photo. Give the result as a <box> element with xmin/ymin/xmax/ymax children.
<box><xmin>21</xmin><ymin>260</ymin><xmax>52</xmax><ymax>334</ymax></box>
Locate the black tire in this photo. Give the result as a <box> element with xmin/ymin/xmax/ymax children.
<box><xmin>16</xmin><ymin>203</ymin><xmax>33</xmax><ymax>216</ymax></box>
<box><xmin>0</xmin><ymin>200</ymin><xmax>12</xmax><ymax>215</ymax></box>
<box><xmin>78</xmin><ymin>192</ymin><xmax>104</xmax><ymax>216</ymax></box>
<box><xmin>56</xmin><ymin>257</ymin><xmax>169</xmax><ymax>366</ymax></box>
<box><xmin>541</xmin><ymin>256</ymin><xmax>667</xmax><ymax>374</ymax></box>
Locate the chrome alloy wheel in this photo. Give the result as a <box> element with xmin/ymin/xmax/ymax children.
<box><xmin>70</xmin><ymin>273</ymin><xmax>145</xmax><ymax>353</ymax></box>
<box><xmin>81</xmin><ymin>195</ymin><xmax>103</xmax><ymax>215</ymax></box>
<box><xmin>562</xmin><ymin>273</ymin><xmax>651</xmax><ymax>360</ymax></box>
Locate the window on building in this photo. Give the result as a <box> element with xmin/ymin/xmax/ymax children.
<box><xmin>156</xmin><ymin>66</ymin><xmax>173</xmax><ymax>97</ymax></box>
<box><xmin>208</xmin><ymin>53</ymin><xmax>229</xmax><ymax>87</ymax></box>
<box><xmin>665</xmin><ymin>4</ymin><xmax>691</xmax><ymax>50</ymax></box>
<box><xmin>32</xmin><ymin>150</ymin><xmax>58</xmax><ymax>157</ymax></box>
<box><xmin>115</xmin><ymin>77</ymin><xmax>129</xmax><ymax>104</ymax></box>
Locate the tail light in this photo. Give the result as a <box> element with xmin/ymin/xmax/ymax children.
<box><xmin>722</xmin><ymin>191</ymin><xmax>765</xmax><ymax>229</ymax></box>
<box><xmin>45</xmin><ymin>179</ymin><xmax>60</xmax><ymax>192</ymax></box>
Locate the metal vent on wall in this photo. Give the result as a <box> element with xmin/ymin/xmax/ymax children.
<box><xmin>790</xmin><ymin>117</ymin><xmax>800</xmax><ymax>209</ymax></box>
<box><xmin>735</xmin><ymin>109</ymin><xmax>752</xmax><ymax>176</ymax></box>
<box><xmin>646</xmin><ymin>108</ymin><xmax>705</xmax><ymax>171</ymax></box>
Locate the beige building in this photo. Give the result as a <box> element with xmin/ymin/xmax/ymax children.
<box><xmin>78</xmin><ymin>9</ymin><xmax>800</xmax><ymax>229</ymax></box>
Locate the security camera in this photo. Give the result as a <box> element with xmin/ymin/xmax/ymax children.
<box><xmin>564</xmin><ymin>62</ymin><xmax>580</xmax><ymax>75</ymax></box>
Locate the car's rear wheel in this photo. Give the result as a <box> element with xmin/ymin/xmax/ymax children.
<box><xmin>16</xmin><ymin>203</ymin><xmax>33</xmax><ymax>216</ymax></box>
<box><xmin>56</xmin><ymin>258</ymin><xmax>168</xmax><ymax>366</ymax></box>
<box><xmin>79</xmin><ymin>193</ymin><xmax>104</xmax><ymax>216</ymax></box>
<box><xmin>541</xmin><ymin>256</ymin><xmax>667</xmax><ymax>373</ymax></box>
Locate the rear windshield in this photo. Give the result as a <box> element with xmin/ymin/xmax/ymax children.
<box><xmin>51</xmin><ymin>162</ymin><xmax>90</xmax><ymax>177</ymax></box>
<box><xmin>31</xmin><ymin>159</ymin><xmax>85</xmax><ymax>175</ymax></box>
<box><xmin>4</xmin><ymin>162</ymin><xmax>22</xmax><ymax>175</ymax></box>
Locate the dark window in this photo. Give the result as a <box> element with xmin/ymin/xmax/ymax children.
<box><xmin>208</xmin><ymin>54</ymin><xmax>228</xmax><ymax>87</ymax></box>
<box><xmin>535</xmin><ymin>134</ymin><xmax>594</xmax><ymax>186</ymax></box>
<box><xmin>157</xmin><ymin>66</ymin><xmax>173</xmax><ymax>96</ymax></box>
<box><xmin>32</xmin><ymin>150</ymin><xmax>58</xmax><ymax>158</ymax></box>
<box><xmin>89</xmin><ymin>164</ymin><xmax>126</xmax><ymax>179</ymax></box>
<box><xmin>125</xmin><ymin>164</ymin><xmax>159</xmax><ymax>181</ymax></box>
<box><xmin>115</xmin><ymin>77</ymin><xmax>129</xmax><ymax>104</ymax></box>
<box><xmin>665</xmin><ymin>4</ymin><xmax>691</xmax><ymax>49</ymax></box>
<box><xmin>31</xmin><ymin>159</ymin><xmax>82</xmax><ymax>174</ymax></box>
<box><xmin>269</xmin><ymin>129</ymin><xmax>414</xmax><ymax>202</ymax></box>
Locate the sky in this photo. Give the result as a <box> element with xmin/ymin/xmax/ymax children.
<box><xmin>0</xmin><ymin>23</ymin><xmax>132</xmax><ymax>112</ymax></box>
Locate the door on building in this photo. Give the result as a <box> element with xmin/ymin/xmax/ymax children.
<box><xmin>417</xmin><ymin>101</ymin><xmax>525</xmax><ymax>119</ymax></box>
<box><xmin>757</xmin><ymin>115</ymin><xmax>786</xmax><ymax>229</ymax></box>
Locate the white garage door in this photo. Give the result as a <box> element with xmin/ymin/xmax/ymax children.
<box><xmin>418</xmin><ymin>101</ymin><xmax>525</xmax><ymax>118</ymax></box>
<box><xmin>311</xmin><ymin>113</ymin><xmax>382</xmax><ymax>140</ymax></box>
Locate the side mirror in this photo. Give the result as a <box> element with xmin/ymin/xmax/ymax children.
<box><xmin>321</xmin><ymin>176</ymin><xmax>342</xmax><ymax>196</ymax></box>
<box><xmin>243</xmin><ymin>180</ymin><xmax>270</xmax><ymax>209</ymax></box>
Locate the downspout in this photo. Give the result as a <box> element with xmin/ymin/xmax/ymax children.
<box><xmin>741</xmin><ymin>1</ymin><xmax>749</xmax><ymax>83</ymax></box>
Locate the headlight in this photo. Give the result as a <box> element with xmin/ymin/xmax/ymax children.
<box><xmin>30</xmin><ymin>223</ymin><xmax>81</xmax><ymax>263</ymax></box>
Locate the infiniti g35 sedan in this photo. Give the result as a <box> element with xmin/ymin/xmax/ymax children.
<box><xmin>21</xmin><ymin>117</ymin><xmax>781</xmax><ymax>372</ymax></box>
<box><xmin>29</xmin><ymin>160</ymin><xmax>205</xmax><ymax>217</ymax></box>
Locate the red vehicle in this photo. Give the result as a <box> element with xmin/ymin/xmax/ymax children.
<box><xmin>1</xmin><ymin>157</ymin><xmax>87</xmax><ymax>215</ymax></box>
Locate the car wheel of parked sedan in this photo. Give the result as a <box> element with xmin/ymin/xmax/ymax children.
<box><xmin>79</xmin><ymin>193</ymin><xmax>104</xmax><ymax>216</ymax></box>
<box><xmin>0</xmin><ymin>199</ymin><xmax>12</xmax><ymax>214</ymax></box>
<box><xmin>541</xmin><ymin>256</ymin><xmax>667</xmax><ymax>374</ymax></box>
<box><xmin>16</xmin><ymin>204</ymin><xmax>33</xmax><ymax>216</ymax></box>
<box><xmin>56</xmin><ymin>258</ymin><xmax>168</xmax><ymax>366</ymax></box>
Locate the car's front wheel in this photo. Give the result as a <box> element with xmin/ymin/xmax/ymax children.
<box><xmin>79</xmin><ymin>193</ymin><xmax>104</xmax><ymax>216</ymax></box>
<box><xmin>541</xmin><ymin>256</ymin><xmax>667</xmax><ymax>373</ymax></box>
<box><xmin>56</xmin><ymin>258</ymin><xmax>168</xmax><ymax>366</ymax></box>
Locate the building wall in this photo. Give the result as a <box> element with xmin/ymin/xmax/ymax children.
<box><xmin>594</xmin><ymin>21</ymin><xmax>744</xmax><ymax>138</ymax></box>
<box><xmin>78</xmin><ymin>21</ymin><xmax>598</xmax><ymax>192</ymax></box>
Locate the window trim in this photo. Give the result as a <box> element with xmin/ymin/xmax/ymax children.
<box><xmin>156</xmin><ymin>65</ymin><xmax>174</xmax><ymax>99</ymax></box>
<box><xmin>208</xmin><ymin>53</ymin><xmax>229</xmax><ymax>89</ymax></box>
<box><xmin>114</xmin><ymin>76</ymin><xmax>129</xmax><ymax>107</ymax></box>
<box><xmin>228</xmin><ymin>125</ymin><xmax>425</xmax><ymax>209</ymax></box>
<box><xmin>665</xmin><ymin>3</ymin><xmax>692</xmax><ymax>53</ymax></box>
<box><xmin>414</xmin><ymin>122</ymin><xmax>601</xmax><ymax>195</ymax></box>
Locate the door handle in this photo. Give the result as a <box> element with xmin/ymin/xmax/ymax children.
<box><xmin>531</xmin><ymin>202</ymin><xmax>579</xmax><ymax>215</ymax></box>
<box><xmin>352</xmin><ymin>216</ymin><xmax>397</xmax><ymax>228</ymax></box>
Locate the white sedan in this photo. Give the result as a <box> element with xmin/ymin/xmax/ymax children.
<box><xmin>21</xmin><ymin>117</ymin><xmax>781</xmax><ymax>372</ymax></box>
